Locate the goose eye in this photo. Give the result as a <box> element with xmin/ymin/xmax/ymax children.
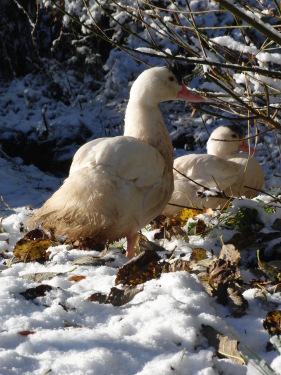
<box><xmin>168</xmin><ymin>76</ymin><xmax>175</xmax><ymax>82</ymax></box>
<box><xmin>232</xmin><ymin>134</ymin><xmax>238</xmax><ymax>138</ymax></box>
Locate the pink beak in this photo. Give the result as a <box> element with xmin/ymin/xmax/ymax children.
<box><xmin>238</xmin><ymin>140</ymin><xmax>259</xmax><ymax>154</ymax></box>
<box><xmin>177</xmin><ymin>83</ymin><xmax>205</xmax><ymax>102</ymax></box>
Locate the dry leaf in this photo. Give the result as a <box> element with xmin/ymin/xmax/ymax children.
<box><xmin>63</xmin><ymin>320</ymin><xmax>83</xmax><ymax>328</ymax></box>
<box><xmin>72</xmin><ymin>238</ymin><xmax>105</xmax><ymax>251</ymax></box>
<box><xmin>21</xmin><ymin>267</ymin><xmax>77</xmax><ymax>283</ymax></box>
<box><xmin>201</xmin><ymin>324</ymin><xmax>246</xmax><ymax>365</ymax></box>
<box><xmin>263</xmin><ymin>310</ymin><xmax>281</xmax><ymax>336</ymax></box>
<box><xmin>13</xmin><ymin>228</ymin><xmax>55</xmax><ymax>263</ymax></box>
<box><xmin>20</xmin><ymin>284</ymin><xmax>53</xmax><ymax>300</ymax></box>
<box><xmin>227</xmin><ymin>284</ymin><xmax>248</xmax><ymax>318</ymax></box>
<box><xmin>169</xmin><ymin>208</ymin><xmax>202</xmax><ymax>227</ymax></box>
<box><xmin>198</xmin><ymin>272</ymin><xmax>213</xmax><ymax>296</ymax></box>
<box><xmin>257</xmin><ymin>250</ymin><xmax>281</xmax><ymax>281</ymax></box>
<box><xmin>68</xmin><ymin>275</ymin><xmax>86</xmax><ymax>282</ymax></box>
<box><xmin>152</xmin><ymin>214</ymin><xmax>187</xmax><ymax>241</ymax></box>
<box><xmin>209</xmin><ymin>259</ymin><xmax>240</xmax><ymax>290</ymax></box>
<box><xmin>88</xmin><ymin>292</ymin><xmax>107</xmax><ymax>304</ymax></box>
<box><xmin>134</xmin><ymin>233</ymin><xmax>165</xmax><ymax>256</ymax></box>
<box><xmin>22</xmin><ymin>272</ymin><xmax>63</xmax><ymax>282</ymax></box>
<box><xmin>189</xmin><ymin>248</ymin><xmax>212</xmax><ymax>269</ymax></box>
<box><xmin>107</xmin><ymin>286</ymin><xmax>143</xmax><ymax>306</ymax></box>
<box><xmin>154</xmin><ymin>221</ymin><xmax>185</xmax><ymax>241</ymax></box>
<box><xmin>219</xmin><ymin>244</ymin><xmax>241</xmax><ymax>265</ymax></box>
<box><xmin>190</xmin><ymin>248</ymin><xmax>209</xmax><ymax>262</ymax></box>
<box><xmin>115</xmin><ymin>250</ymin><xmax>161</xmax><ymax>286</ymax></box>
<box><xmin>72</xmin><ymin>256</ymin><xmax>114</xmax><ymax>266</ymax></box>
<box><xmin>162</xmin><ymin>258</ymin><xmax>191</xmax><ymax>273</ymax></box>
<box><xmin>88</xmin><ymin>285</ymin><xmax>143</xmax><ymax>306</ymax></box>
<box><xmin>23</xmin><ymin>228</ymin><xmax>50</xmax><ymax>241</ymax></box>
<box><xmin>195</xmin><ymin>219</ymin><xmax>207</xmax><ymax>234</ymax></box>
<box><xmin>208</xmin><ymin>258</ymin><xmax>241</xmax><ymax>305</ymax></box>
<box><xmin>13</xmin><ymin>239</ymin><xmax>52</xmax><ymax>263</ymax></box>
<box><xmin>153</xmin><ymin>209</ymin><xmax>200</xmax><ymax>241</ymax></box>
<box><xmin>18</xmin><ymin>330</ymin><xmax>35</xmax><ymax>336</ymax></box>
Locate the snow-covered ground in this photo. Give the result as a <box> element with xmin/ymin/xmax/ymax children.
<box><xmin>1</xmin><ymin>1</ymin><xmax>281</xmax><ymax>374</ymax></box>
<box><xmin>1</xmin><ymin>154</ymin><xmax>281</xmax><ymax>375</ymax></box>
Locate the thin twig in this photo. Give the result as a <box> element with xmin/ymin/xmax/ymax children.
<box><xmin>42</xmin><ymin>108</ymin><xmax>49</xmax><ymax>135</ymax></box>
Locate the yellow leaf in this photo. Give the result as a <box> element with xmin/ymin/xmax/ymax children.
<box><xmin>190</xmin><ymin>248</ymin><xmax>208</xmax><ymax>262</ymax></box>
<box><xmin>170</xmin><ymin>208</ymin><xmax>201</xmax><ymax>227</ymax></box>
<box><xmin>14</xmin><ymin>239</ymin><xmax>51</xmax><ymax>263</ymax></box>
<box><xmin>257</xmin><ymin>250</ymin><xmax>281</xmax><ymax>280</ymax></box>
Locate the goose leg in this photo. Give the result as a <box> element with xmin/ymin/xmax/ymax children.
<box><xmin>126</xmin><ymin>233</ymin><xmax>138</xmax><ymax>258</ymax></box>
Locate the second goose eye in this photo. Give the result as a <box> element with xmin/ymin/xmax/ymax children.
<box><xmin>168</xmin><ymin>76</ymin><xmax>175</xmax><ymax>82</ymax></box>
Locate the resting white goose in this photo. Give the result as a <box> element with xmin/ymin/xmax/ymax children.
<box><xmin>27</xmin><ymin>66</ymin><xmax>204</xmax><ymax>257</ymax></box>
<box><xmin>163</xmin><ymin>125</ymin><xmax>264</xmax><ymax>215</ymax></box>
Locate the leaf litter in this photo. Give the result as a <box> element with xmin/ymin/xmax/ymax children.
<box><xmin>16</xmin><ymin>204</ymin><xmax>281</xmax><ymax>329</ymax></box>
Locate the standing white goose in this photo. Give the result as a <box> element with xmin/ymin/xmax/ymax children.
<box><xmin>27</xmin><ymin>66</ymin><xmax>204</xmax><ymax>257</ymax></box>
<box><xmin>163</xmin><ymin>125</ymin><xmax>264</xmax><ymax>215</ymax></box>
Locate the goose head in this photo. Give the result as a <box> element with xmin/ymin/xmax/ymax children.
<box><xmin>206</xmin><ymin>125</ymin><xmax>248</xmax><ymax>158</ymax></box>
<box><xmin>128</xmin><ymin>66</ymin><xmax>204</xmax><ymax>106</ymax></box>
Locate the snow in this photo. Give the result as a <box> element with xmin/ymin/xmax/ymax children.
<box><xmin>1</xmin><ymin>0</ymin><xmax>281</xmax><ymax>374</ymax></box>
<box><xmin>1</xmin><ymin>146</ymin><xmax>281</xmax><ymax>375</ymax></box>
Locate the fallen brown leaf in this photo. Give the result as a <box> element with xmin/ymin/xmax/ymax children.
<box><xmin>195</xmin><ymin>219</ymin><xmax>207</xmax><ymax>234</ymax></box>
<box><xmin>88</xmin><ymin>285</ymin><xmax>143</xmax><ymax>306</ymax></box>
<box><xmin>63</xmin><ymin>320</ymin><xmax>83</xmax><ymax>328</ymax></box>
<box><xmin>72</xmin><ymin>256</ymin><xmax>114</xmax><ymax>266</ymax></box>
<box><xmin>209</xmin><ymin>259</ymin><xmax>240</xmax><ymax>295</ymax></box>
<box><xmin>190</xmin><ymin>248</ymin><xmax>209</xmax><ymax>262</ymax></box>
<box><xmin>20</xmin><ymin>285</ymin><xmax>53</xmax><ymax>300</ymax></box>
<box><xmin>18</xmin><ymin>330</ymin><xmax>35</xmax><ymax>336</ymax></box>
<box><xmin>115</xmin><ymin>250</ymin><xmax>161</xmax><ymax>286</ymax></box>
<box><xmin>72</xmin><ymin>238</ymin><xmax>105</xmax><ymax>251</ymax></box>
<box><xmin>153</xmin><ymin>209</ymin><xmax>201</xmax><ymax>241</ymax></box>
<box><xmin>13</xmin><ymin>238</ymin><xmax>52</xmax><ymax>263</ymax></box>
<box><xmin>227</xmin><ymin>284</ymin><xmax>248</xmax><ymax>318</ymax></box>
<box><xmin>134</xmin><ymin>233</ymin><xmax>165</xmax><ymax>256</ymax></box>
<box><xmin>263</xmin><ymin>310</ymin><xmax>281</xmax><ymax>336</ymax></box>
<box><xmin>162</xmin><ymin>258</ymin><xmax>191</xmax><ymax>273</ymax></box>
<box><xmin>219</xmin><ymin>244</ymin><xmax>240</xmax><ymax>265</ymax></box>
<box><xmin>68</xmin><ymin>275</ymin><xmax>86</xmax><ymax>282</ymax></box>
<box><xmin>22</xmin><ymin>271</ymin><xmax>64</xmax><ymax>282</ymax></box>
<box><xmin>87</xmin><ymin>292</ymin><xmax>107</xmax><ymax>304</ymax></box>
<box><xmin>198</xmin><ymin>272</ymin><xmax>213</xmax><ymax>296</ymax></box>
<box><xmin>201</xmin><ymin>324</ymin><xmax>246</xmax><ymax>365</ymax></box>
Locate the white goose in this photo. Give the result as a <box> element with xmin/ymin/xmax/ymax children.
<box><xmin>27</xmin><ymin>66</ymin><xmax>204</xmax><ymax>257</ymax></box>
<box><xmin>163</xmin><ymin>125</ymin><xmax>264</xmax><ymax>215</ymax></box>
